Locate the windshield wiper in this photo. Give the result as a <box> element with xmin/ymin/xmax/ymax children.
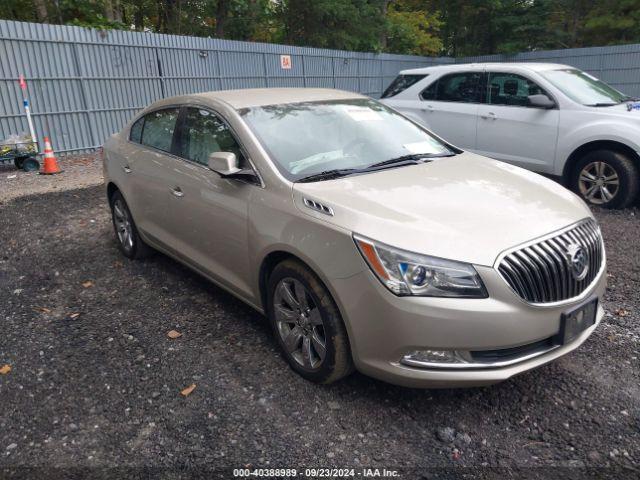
<box><xmin>622</xmin><ymin>96</ymin><xmax>640</xmax><ymax>102</ymax></box>
<box><xmin>365</xmin><ymin>152</ymin><xmax>455</xmax><ymax>170</ymax></box>
<box><xmin>297</xmin><ymin>168</ymin><xmax>358</xmax><ymax>183</ymax></box>
<box><xmin>296</xmin><ymin>152</ymin><xmax>456</xmax><ymax>183</ymax></box>
<box><xmin>586</xmin><ymin>102</ymin><xmax>618</xmax><ymax>107</ymax></box>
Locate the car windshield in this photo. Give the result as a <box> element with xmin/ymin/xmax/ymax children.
<box><xmin>240</xmin><ymin>98</ymin><xmax>454</xmax><ymax>181</ymax></box>
<box><xmin>540</xmin><ymin>68</ymin><xmax>628</xmax><ymax>106</ymax></box>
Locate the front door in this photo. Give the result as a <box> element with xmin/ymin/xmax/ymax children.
<box><xmin>164</xmin><ymin>106</ymin><xmax>256</xmax><ymax>299</ymax></box>
<box><xmin>475</xmin><ymin>72</ymin><xmax>560</xmax><ymax>173</ymax></box>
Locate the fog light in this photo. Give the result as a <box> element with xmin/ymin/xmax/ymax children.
<box><xmin>401</xmin><ymin>350</ymin><xmax>470</xmax><ymax>367</ymax></box>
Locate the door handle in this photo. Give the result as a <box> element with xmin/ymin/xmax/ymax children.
<box><xmin>421</xmin><ymin>105</ymin><xmax>434</xmax><ymax>113</ymax></box>
<box><xmin>122</xmin><ymin>165</ymin><xmax>132</xmax><ymax>173</ymax></box>
<box><xmin>481</xmin><ymin>112</ymin><xmax>497</xmax><ymax>120</ymax></box>
<box><xmin>171</xmin><ymin>186</ymin><xmax>184</xmax><ymax>198</ymax></box>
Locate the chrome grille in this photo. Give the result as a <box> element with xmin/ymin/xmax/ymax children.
<box><xmin>497</xmin><ymin>219</ymin><xmax>603</xmax><ymax>304</ymax></box>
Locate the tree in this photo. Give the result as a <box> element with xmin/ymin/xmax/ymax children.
<box><xmin>385</xmin><ymin>1</ymin><xmax>442</xmax><ymax>56</ymax></box>
<box><xmin>275</xmin><ymin>0</ymin><xmax>386</xmax><ymax>51</ymax></box>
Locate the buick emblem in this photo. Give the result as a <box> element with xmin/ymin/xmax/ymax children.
<box><xmin>566</xmin><ymin>244</ymin><xmax>589</xmax><ymax>281</ymax></box>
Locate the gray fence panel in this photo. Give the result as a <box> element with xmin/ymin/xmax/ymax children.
<box><xmin>4</xmin><ymin>18</ymin><xmax>640</xmax><ymax>154</ymax></box>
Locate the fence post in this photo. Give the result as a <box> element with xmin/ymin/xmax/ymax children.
<box><xmin>71</xmin><ymin>41</ymin><xmax>98</xmax><ymax>149</ymax></box>
<box><xmin>155</xmin><ymin>47</ymin><xmax>165</xmax><ymax>98</ymax></box>
<box><xmin>302</xmin><ymin>55</ymin><xmax>307</xmax><ymax>87</ymax></box>
<box><xmin>262</xmin><ymin>52</ymin><xmax>268</xmax><ymax>88</ymax></box>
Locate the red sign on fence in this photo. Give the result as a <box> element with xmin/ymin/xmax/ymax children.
<box><xmin>280</xmin><ymin>55</ymin><xmax>292</xmax><ymax>70</ymax></box>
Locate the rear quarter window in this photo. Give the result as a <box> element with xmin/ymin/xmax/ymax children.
<box><xmin>382</xmin><ymin>74</ymin><xmax>427</xmax><ymax>98</ymax></box>
<box><xmin>129</xmin><ymin>117</ymin><xmax>144</xmax><ymax>143</ymax></box>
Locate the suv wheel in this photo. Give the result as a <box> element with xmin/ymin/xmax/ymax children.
<box><xmin>570</xmin><ymin>150</ymin><xmax>639</xmax><ymax>209</ymax></box>
<box><xmin>110</xmin><ymin>190</ymin><xmax>154</xmax><ymax>259</ymax></box>
<box><xmin>267</xmin><ymin>259</ymin><xmax>354</xmax><ymax>384</ymax></box>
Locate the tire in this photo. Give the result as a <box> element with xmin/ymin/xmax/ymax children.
<box><xmin>109</xmin><ymin>190</ymin><xmax>154</xmax><ymax>259</ymax></box>
<box><xmin>22</xmin><ymin>158</ymin><xmax>39</xmax><ymax>172</ymax></box>
<box><xmin>570</xmin><ymin>150</ymin><xmax>639</xmax><ymax>209</ymax></box>
<box><xmin>267</xmin><ymin>259</ymin><xmax>354</xmax><ymax>384</ymax></box>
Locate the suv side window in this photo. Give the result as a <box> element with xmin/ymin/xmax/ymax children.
<box><xmin>421</xmin><ymin>72</ymin><xmax>483</xmax><ymax>103</ymax></box>
<box><xmin>487</xmin><ymin>72</ymin><xmax>549</xmax><ymax>107</ymax></box>
<box><xmin>176</xmin><ymin>107</ymin><xmax>246</xmax><ymax>167</ymax></box>
<box><xmin>140</xmin><ymin>108</ymin><xmax>180</xmax><ymax>152</ymax></box>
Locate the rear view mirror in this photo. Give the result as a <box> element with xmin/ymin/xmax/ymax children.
<box><xmin>528</xmin><ymin>94</ymin><xmax>555</xmax><ymax>109</ymax></box>
<box><xmin>208</xmin><ymin>151</ymin><xmax>241</xmax><ymax>176</ymax></box>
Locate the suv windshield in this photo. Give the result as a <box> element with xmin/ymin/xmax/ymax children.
<box><xmin>240</xmin><ymin>99</ymin><xmax>454</xmax><ymax>181</ymax></box>
<box><xmin>540</xmin><ymin>69</ymin><xmax>628</xmax><ymax>106</ymax></box>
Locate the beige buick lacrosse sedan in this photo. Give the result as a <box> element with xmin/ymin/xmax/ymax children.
<box><xmin>103</xmin><ymin>88</ymin><xmax>606</xmax><ymax>388</ymax></box>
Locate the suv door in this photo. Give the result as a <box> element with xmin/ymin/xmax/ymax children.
<box><xmin>418</xmin><ymin>70</ymin><xmax>483</xmax><ymax>149</ymax></box>
<box><xmin>165</xmin><ymin>106</ymin><xmax>257</xmax><ymax>299</ymax></box>
<box><xmin>127</xmin><ymin>107</ymin><xmax>180</xmax><ymax>246</ymax></box>
<box><xmin>476</xmin><ymin>71</ymin><xmax>559</xmax><ymax>173</ymax></box>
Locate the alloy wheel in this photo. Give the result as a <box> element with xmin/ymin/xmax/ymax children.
<box><xmin>273</xmin><ymin>278</ymin><xmax>327</xmax><ymax>370</ymax></box>
<box><xmin>113</xmin><ymin>198</ymin><xmax>134</xmax><ymax>251</ymax></box>
<box><xmin>578</xmin><ymin>161</ymin><xmax>620</xmax><ymax>205</ymax></box>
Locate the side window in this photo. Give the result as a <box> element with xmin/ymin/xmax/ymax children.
<box><xmin>130</xmin><ymin>116</ymin><xmax>144</xmax><ymax>143</ymax></box>
<box><xmin>429</xmin><ymin>72</ymin><xmax>482</xmax><ymax>103</ymax></box>
<box><xmin>420</xmin><ymin>79</ymin><xmax>437</xmax><ymax>100</ymax></box>
<box><xmin>487</xmin><ymin>72</ymin><xmax>548</xmax><ymax>107</ymax></box>
<box><xmin>176</xmin><ymin>108</ymin><xmax>245</xmax><ymax>166</ymax></box>
<box><xmin>381</xmin><ymin>74</ymin><xmax>428</xmax><ymax>98</ymax></box>
<box><xmin>140</xmin><ymin>108</ymin><xmax>179</xmax><ymax>152</ymax></box>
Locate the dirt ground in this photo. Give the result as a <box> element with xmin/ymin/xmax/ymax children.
<box><xmin>0</xmin><ymin>155</ymin><xmax>638</xmax><ymax>479</ymax></box>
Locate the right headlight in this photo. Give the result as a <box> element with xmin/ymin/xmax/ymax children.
<box><xmin>353</xmin><ymin>234</ymin><xmax>487</xmax><ymax>298</ymax></box>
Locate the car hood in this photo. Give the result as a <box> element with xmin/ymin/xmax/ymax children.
<box><xmin>292</xmin><ymin>153</ymin><xmax>592</xmax><ymax>266</ymax></box>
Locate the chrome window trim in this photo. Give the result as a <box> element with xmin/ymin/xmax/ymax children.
<box><xmin>493</xmin><ymin>218</ymin><xmax>605</xmax><ymax>308</ymax></box>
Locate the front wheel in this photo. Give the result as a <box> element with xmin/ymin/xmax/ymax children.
<box><xmin>570</xmin><ymin>150</ymin><xmax>639</xmax><ymax>209</ymax></box>
<box><xmin>267</xmin><ymin>259</ymin><xmax>354</xmax><ymax>384</ymax></box>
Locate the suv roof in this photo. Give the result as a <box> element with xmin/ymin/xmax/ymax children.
<box><xmin>400</xmin><ymin>62</ymin><xmax>571</xmax><ymax>75</ymax></box>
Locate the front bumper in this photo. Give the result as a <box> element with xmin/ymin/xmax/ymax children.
<box><xmin>330</xmin><ymin>264</ymin><xmax>606</xmax><ymax>388</ymax></box>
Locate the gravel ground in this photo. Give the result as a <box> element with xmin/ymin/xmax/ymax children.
<box><xmin>0</xmin><ymin>153</ymin><xmax>102</xmax><ymax>203</ymax></box>
<box><xmin>0</xmin><ymin>156</ymin><xmax>638</xmax><ymax>478</ymax></box>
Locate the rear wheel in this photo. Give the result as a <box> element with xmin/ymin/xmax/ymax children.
<box><xmin>570</xmin><ymin>150</ymin><xmax>639</xmax><ymax>209</ymax></box>
<box><xmin>110</xmin><ymin>190</ymin><xmax>153</xmax><ymax>259</ymax></box>
<box><xmin>267</xmin><ymin>259</ymin><xmax>353</xmax><ymax>384</ymax></box>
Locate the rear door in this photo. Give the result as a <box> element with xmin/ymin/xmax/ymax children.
<box><xmin>476</xmin><ymin>71</ymin><xmax>559</xmax><ymax>173</ymax></box>
<box><xmin>126</xmin><ymin>107</ymin><xmax>180</xmax><ymax>246</ymax></box>
<box><xmin>417</xmin><ymin>70</ymin><xmax>484</xmax><ymax>149</ymax></box>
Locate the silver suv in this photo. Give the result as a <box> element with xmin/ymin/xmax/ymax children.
<box><xmin>382</xmin><ymin>63</ymin><xmax>640</xmax><ymax>209</ymax></box>
<box><xmin>103</xmin><ymin>88</ymin><xmax>605</xmax><ymax>388</ymax></box>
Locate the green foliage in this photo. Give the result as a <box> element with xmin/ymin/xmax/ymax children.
<box><xmin>1</xmin><ymin>1</ymin><xmax>640</xmax><ymax>56</ymax></box>
<box><xmin>386</xmin><ymin>1</ymin><xmax>443</xmax><ymax>56</ymax></box>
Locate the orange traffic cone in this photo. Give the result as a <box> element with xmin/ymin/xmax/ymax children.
<box><xmin>40</xmin><ymin>137</ymin><xmax>62</xmax><ymax>175</ymax></box>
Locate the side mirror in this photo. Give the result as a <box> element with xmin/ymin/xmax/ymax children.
<box><xmin>528</xmin><ymin>94</ymin><xmax>555</xmax><ymax>109</ymax></box>
<box><xmin>208</xmin><ymin>151</ymin><xmax>241</xmax><ymax>176</ymax></box>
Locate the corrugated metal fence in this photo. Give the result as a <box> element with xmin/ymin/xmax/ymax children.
<box><xmin>0</xmin><ymin>20</ymin><xmax>451</xmax><ymax>153</ymax></box>
<box><xmin>2</xmin><ymin>19</ymin><xmax>640</xmax><ymax>154</ymax></box>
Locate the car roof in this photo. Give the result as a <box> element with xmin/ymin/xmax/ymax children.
<box><xmin>151</xmin><ymin>88</ymin><xmax>367</xmax><ymax>110</ymax></box>
<box><xmin>400</xmin><ymin>62</ymin><xmax>572</xmax><ymax>75</ymax></box>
